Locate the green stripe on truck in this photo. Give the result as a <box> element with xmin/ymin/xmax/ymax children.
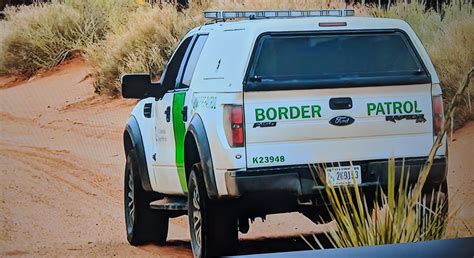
<box><xmin>172</xmin><ymin>91</ymin><xmax>188</xmax><ymax>193</ymax></box>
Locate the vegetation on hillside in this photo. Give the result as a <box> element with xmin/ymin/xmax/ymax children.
<box><xmin>0</xmin><ymin>0</ymin><xmax>138</xmax><ymax>77</ymax></box>
<box><xmin>87</xmin><ymin>3</ymin><xmax>204</xmax><ymax>95</ymax></box>
<box><xmin>0</xmin><ymin>0</ymin><xmax>472</xmax><ymax>124</ymax></box>
<box><xmin>373</xmin><ymin>2</ymin><xmax>474</xmax><ymax>126</ymax></box>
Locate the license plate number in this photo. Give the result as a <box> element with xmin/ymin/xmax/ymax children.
<box><xmin>325</xmin><ymin>165</ymin><xmax>361</xmax><ymax>186</ymax></box>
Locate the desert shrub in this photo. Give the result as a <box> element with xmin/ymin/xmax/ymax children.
<box><xmin>0</xmin><ymin>21</ymin><xmax>11</xmax><ymax>75</ymax></box>
<box><xmin>427</xmin><ymin>15</ymin><xmax>474</xmax><ymax>127</ymax></box>
<box><xmin>88</xmin><ymin>3</ymin><xmax>205</xmax><ymax>95</ymax></box>
<box><xmin>1</xmin><ymin>3</ymin><xmax>80</xmax><ymax>76</ymax></box>
<box><xmin>0</xmin><ymin>0</ymin><xmax>137</xmax><ymax>77</ymax></box>
<box><xmin>305</xmin><ymin>161</ymin><xmax>448</xmax><ymax>248</ymax></box>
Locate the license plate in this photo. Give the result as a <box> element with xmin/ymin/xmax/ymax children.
<box><xmin>325</xmin><ymin>165</ymin><xmax>362</xmax><ymax>186</ymax></box>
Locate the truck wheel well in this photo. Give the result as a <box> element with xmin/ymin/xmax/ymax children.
<box><xmin>184</xmin><ymin>133</ymin><xmax>200</xmax><ymax>183</ymax></box>
<box><xmin>124</xmin><ymin>131</ymin><xmax>133</xmax><ymax>155</ymax></box>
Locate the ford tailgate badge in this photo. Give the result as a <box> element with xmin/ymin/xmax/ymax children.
<box><xmin>329</xmin><ymin>116</ymin><xmax>355</xmax><ymax>126</ymax></box>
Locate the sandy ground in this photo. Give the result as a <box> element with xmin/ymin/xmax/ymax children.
<box><xmin>0</xmin><ymin>59</ymin><xmax>472</xmax><ymax>256</ymax></box>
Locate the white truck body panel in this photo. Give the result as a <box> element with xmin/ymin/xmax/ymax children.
<box><xmin>190</xmin><ymin>92</ymin><xmax>245</xmax><ymax>195</ymax></box>
<box><xmin>129</xmin><ymin>98</ymin><xmax>159</xmax><ymax>190</ymax></box>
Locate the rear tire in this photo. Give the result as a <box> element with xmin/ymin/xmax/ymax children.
<box><xmin>124</xmin><ymin>150</ymin><xmax>169</xmax><ymax>246</ymax></box>
<box><xmin>188</xmin><ymin>163</ymin><xmax>238</xmax><ymax>257</ymax></box>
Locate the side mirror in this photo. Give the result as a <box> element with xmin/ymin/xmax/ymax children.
<box><xmin>121</xmin><ymin>73</ymin><xmax>162</xmax><ymax>99</ymax></box>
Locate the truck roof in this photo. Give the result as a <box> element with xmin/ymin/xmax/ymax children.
<box><xmin>196</xmin><ymin>16</ymin><xmax>413</xmax><ymax>34</ymax></box>
<box><xmin>185</xmin><ymin>16</ymin><xmax>439</xmax><ymax>93</ymax></box>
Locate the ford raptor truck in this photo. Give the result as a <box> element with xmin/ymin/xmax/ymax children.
<box><xmin>120</xmin><ymin>9</ymin><xmax>448</xmax><ymax>257</ymax></box>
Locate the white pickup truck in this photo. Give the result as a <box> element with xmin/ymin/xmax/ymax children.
<box><xmin>120</xmin><ymin>9</ymin><xmax>447</xmax><ymax>257</ymax></box>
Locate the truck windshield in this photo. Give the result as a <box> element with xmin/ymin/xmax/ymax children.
<box><xmin>246</xmin><ymin>31</ymin><xmax>430</xmax><ymax>91</ymax></box>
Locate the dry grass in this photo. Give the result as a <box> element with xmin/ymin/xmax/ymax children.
<box><xmin>87</xmin><ymin>3</ymin><xmax>204</xmax><ymax>95</ymax></box>
<box><xmin>428</xmin><ymin>20</ymin><xmax>474</xmax><ymax>127</ymax></box>
<box><xmin>373</xmin><ymin>1</ymin><xmax>474</xmax><ymax>128</ymax></box>
<box><xmin>306</xmin><ymin>161</ymin><xmax>448</xmax><ymax>248</ymax></box>
<box><xmin>0</xmin><ymin>0</ymin><xmax>137</xmax><ymax>77</ymax></box>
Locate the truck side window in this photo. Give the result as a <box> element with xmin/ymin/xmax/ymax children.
<box><xmin>178</xmin><ymin>35</ymin><xmax>208</xmax><ymax>89</ymax></box>
<box><xmin>161</xmin><ymin>36</ymin><xmax>192</xmax><ymax>91</ymax></box>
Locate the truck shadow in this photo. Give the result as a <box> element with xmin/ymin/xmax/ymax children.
<box><xmin>238</xmin><ymin>233</ymin><xmax>330</xmax><ymax>255</ymax></box>
<box><xmin>162</xmin><ymin>233</ymin><xmax>331</xmax><ymax>256</ymax></box>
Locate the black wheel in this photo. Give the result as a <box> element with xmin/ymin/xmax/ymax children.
<box><xmin>188</xmin><ymin>163</ymin><xmax>238</xmax><ymax>257</ymax></box>
<box><xmin>124</xmin><ymin>150</ymin><xmax>169</xmax><ymax>246</ymax></box>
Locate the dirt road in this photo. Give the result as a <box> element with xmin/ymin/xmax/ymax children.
<box><xmin>0</xmin><ymin>59</ymin><xmax>472</xmax><ymax>256</ymax></box>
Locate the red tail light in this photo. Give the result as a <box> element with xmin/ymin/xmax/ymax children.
<box><xmin>224</xmin><ymin>105</ymin><xmax>244</xmax><ymax>147</ymax></box>
<box><xmin>432</xmin><ymin>95</ymin><xmax>444</xmax><ymax>136</ymax></box>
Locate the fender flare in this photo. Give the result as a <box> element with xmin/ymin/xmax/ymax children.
<box><xmin>187</xmin><ymin>115</ymin><xmax>219</xmax><ymax>199</ymax></box>
<box><xmin>124</xmin><ymin>115</ymin><xmax>153</xmax><ymax>192</ymax></box>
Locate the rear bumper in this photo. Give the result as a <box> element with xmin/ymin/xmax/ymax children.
<box><xmin>225</xmin><ymin>157</ymin><xmax>447</xmax><ymax>197</ymax></box>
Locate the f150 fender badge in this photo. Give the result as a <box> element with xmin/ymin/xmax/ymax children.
<box><xmin>253</xmin><ymin>122</ymin><xmax>277</xmax><ymax>128</ymax></box>
<box><xmin>329</xmin><ymin>116</ymin><xmax>355</xmax><ymax>126</ymax></box>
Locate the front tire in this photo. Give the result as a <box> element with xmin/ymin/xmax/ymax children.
<box><xmin>124</xmin><ymin>150</ymin><xmax>169</xmax><ymax>245</ymax></box>
<box><xmin>188</xmin><ymin>163</ymin><xmax>238</xmax><ymax>257</ymax></box>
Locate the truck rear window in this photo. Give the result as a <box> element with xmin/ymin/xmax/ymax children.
<box><xmin>246</xmin><ymin>31</ymin><xmax>430</xmax><ymax>91</ymax></box>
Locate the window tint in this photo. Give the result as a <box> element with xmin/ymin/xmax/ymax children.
<box><xmin>247</xmin><ymin>32</ymin><xmax>429</xmax><ymax>90</ymax></box>
<box><xmin>161</xmin><ymin>37</ymin><xmax>192</xmax><ymax>91</ymax></box>
<box><xmin>179</xmin><ymin>35</ymin><xmax>208</xmax><ymax>89</ymax></box>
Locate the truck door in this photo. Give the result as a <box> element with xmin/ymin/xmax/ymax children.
<box><xmin>172</xmin><ymin>34</ymin><xmax>209</xmax><ymax>193</ymax></box>
<box><xmin>153</xmin><ymin>36</ymin><xmax>193</xmax><ymax>195</ymax></box>
<box><xmin>153</xmin><ymin>34</ymin><xmax>208</xmax><ymax>195</ymax></box>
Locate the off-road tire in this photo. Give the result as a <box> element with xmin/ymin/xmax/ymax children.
<box><xmin>188</xmin><ymin>163</ymin><xmax>238</xmax><ymax>257</ymax></box>
<box><xmin>124</xmin><ymin>150</ymin><xmax>169</xmax><ymax>246</ymax></box>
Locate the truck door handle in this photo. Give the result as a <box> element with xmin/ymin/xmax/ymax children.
<box><xmin>181</xmin><ymin>106</ymin><xmax>188</xmax><ymax>122</ymax></box>
<box><xmin>329</xmin><ymin>97</ymin><xmax>353</xmax><ymax>110</ymax></box>
<box><xmin>164</xmin><ymin>106</ymin><xmax>171</xmax><ymax>122</ymax></box>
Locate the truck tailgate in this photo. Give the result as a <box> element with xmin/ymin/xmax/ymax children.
<box><xmin>244</xmin><ymin>84</ymin><xmax>433</xmax><ymax>168</ymax></box>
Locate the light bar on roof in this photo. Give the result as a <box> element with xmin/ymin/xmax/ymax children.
<box><xmin>203</xmin><ymin>9</ymin><xmax>355</xmax><ymax>20</ymax></box>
